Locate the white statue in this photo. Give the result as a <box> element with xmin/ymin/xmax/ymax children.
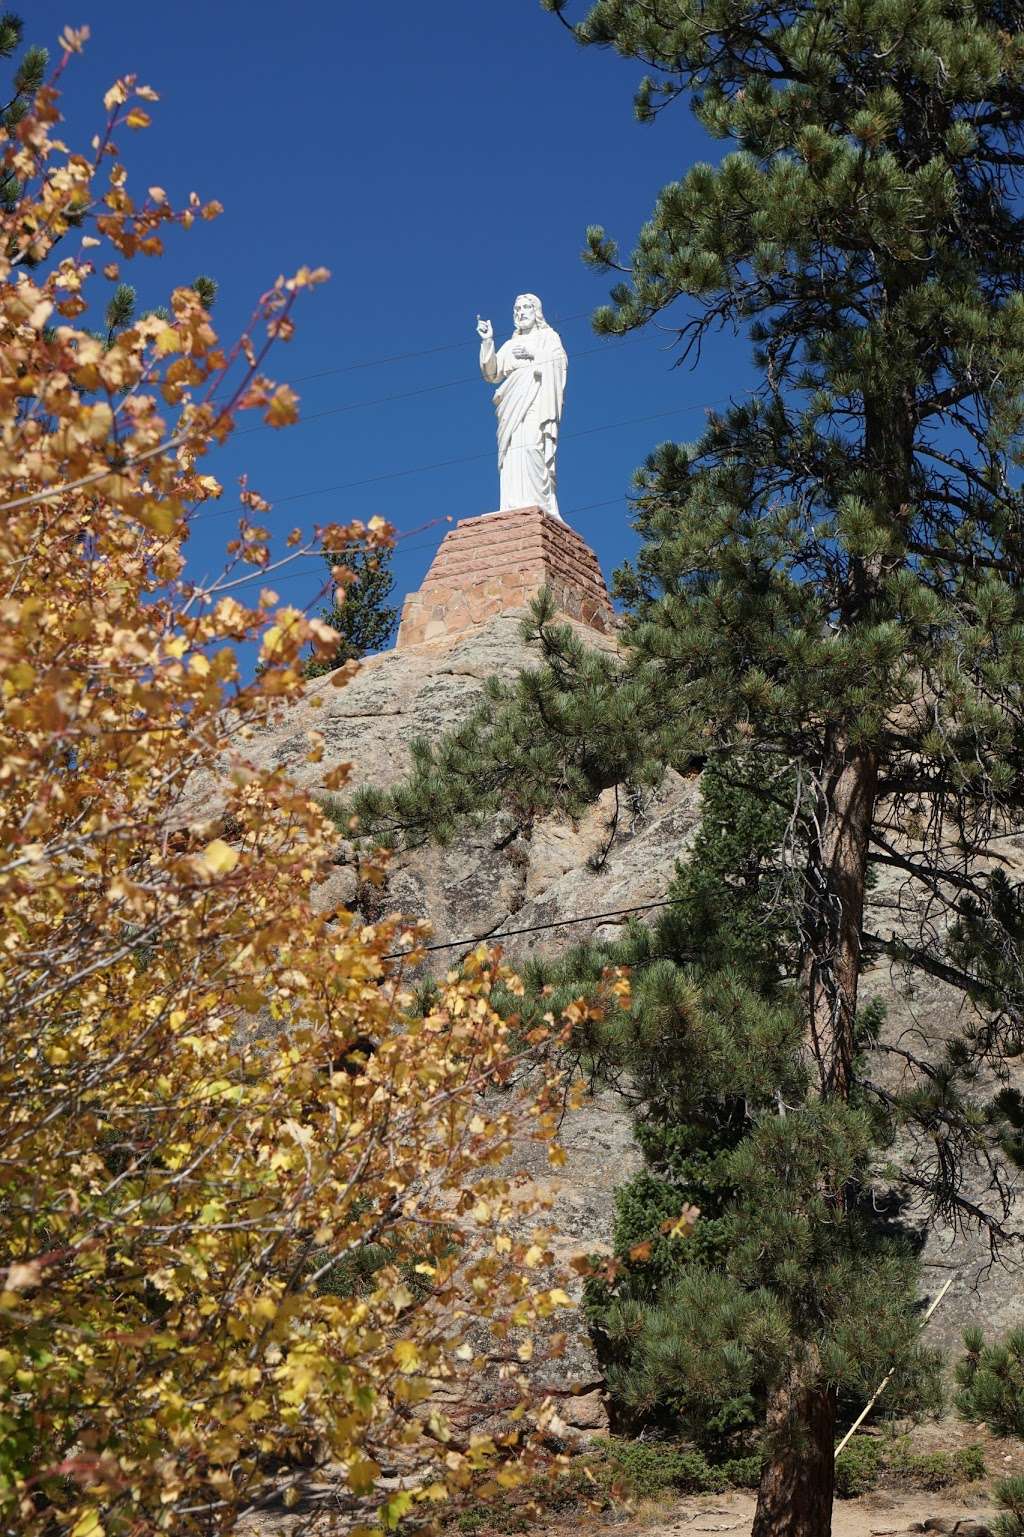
<box><xmin>477</xmin><ymin>294</ymin><xmax>567</xmax><ymax>521</ymax></box>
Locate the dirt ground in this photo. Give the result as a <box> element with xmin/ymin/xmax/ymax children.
<box><xmin>244</xmin><ymin>1421</ymin><xmax>1024</xmax><ymax>1536</ymax></box>
<box><xmin>248</xmin><ymin>1483</ymin><xmax>1001</xmax><ymax>1537</ymax></box>
<box><xmin>578</xmin><ymin>1486</ymin><xmax>996</xmax><ymax>1537</ymax></box>
<box><xmin>514</xmin><ymin>1421</ymin><xmax>1024</xmax><ymax>1537</ymax></box>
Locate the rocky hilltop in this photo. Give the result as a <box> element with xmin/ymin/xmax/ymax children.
<box><xmin>235</xmin><ymin>599</ymin><xmax>1024</xmax><ymax>1393</ymax></box>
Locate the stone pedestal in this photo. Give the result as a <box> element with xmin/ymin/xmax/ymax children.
<box><xmin>396</xmin><ymin>506</ymin><xmax>615</xmax><ymax>650</ymax></box>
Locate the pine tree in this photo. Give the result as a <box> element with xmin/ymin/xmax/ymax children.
<box><xmin>956</xmin><ymin>1325</ymin><xmax>1024</xmax><ymax>1437</ymax></box>
<box><xmin>303</xmin><ymin>543</ymin><xmax>397</xmax><ymax>676</ymax></box>
<box><xmin>349</xmin><ymin>0</ymin><xmax>1024</xmax><ymax>1530</ymax></box>
<box><xmin>992</xmin><ymin>1479</ymin><xmax>1024</xmax><ymax>1537</ymax></box>
<box><xmin>504</xmin><ymin>762</ymin><xmax>940</xmax><ymax>1463</ymax></box>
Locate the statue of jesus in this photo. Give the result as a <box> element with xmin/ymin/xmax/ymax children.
<box><xmin>476</xmin><ymin>294</ymin><xmax>568</xmax><ymax>522</ymax></box>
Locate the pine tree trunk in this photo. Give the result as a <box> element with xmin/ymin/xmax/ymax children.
<box><xmin>800</xmin><ymin>734</ymin><xmax>879</xmax><ymax>1100</ymax></box>
<box><xmin>751</xmin><ymin>1362</ymin><xmax>837</xmax><ymax>1537</ymax></box>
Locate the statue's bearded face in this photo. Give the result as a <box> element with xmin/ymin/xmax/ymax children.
<box><xmin>513</xmin><ymin>297</ymin><xmax>538</xmax><ymax>333</ymax></box>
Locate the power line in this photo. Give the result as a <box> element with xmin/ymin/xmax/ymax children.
<box><xmin>195</xmin><ymin>396</ymin><xmax>735</xmax><ymax>527</ymax></box>
<box><xmin>231</xmin><ymin>336</ymin><xmax>637</xmax><ymax>441</ymax></box>
<box><xmin>381</xmin><ymin>896</ymin><xmax>680</xmax><ymax>961</ymax></box>
<box><xmin>270</xmin><ymin>308</ymin><xmax>597</xmax><ymax>390</ymax></box>
<box><xmin>250</xmin><ymin>497</ymin><xmax>631</xmax><ymax>591</ymax></box>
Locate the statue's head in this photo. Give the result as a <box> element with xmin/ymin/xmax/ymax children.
<box><xmin>513</xmin><ymin>293</ymin><xmax>545</xmax><ymax>333</ymax></box>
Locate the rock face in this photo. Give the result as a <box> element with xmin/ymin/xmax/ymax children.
<box><xmin>245</xmin><ymin>609</ymin><xmax>702</xmax><ymax>966</ymax></box>
<box><xmin>238</xmin><ymin>604</ymin><xmax>1022</xmax><ymax>1409</ymax></box>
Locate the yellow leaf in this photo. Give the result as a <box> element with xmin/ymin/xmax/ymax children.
<box><xmin>154</xmin><ymin>326</ymin><xmax>179</xmax><ymax>355</ymax></box>
<box><xmin>188</xmin><ymin>653</ymin><xmax>210</xmax><ymax>677</ymax></box>
<box><xmin>346</xmin><ymin>1456</ymin><xmax>380</xmax><ymax>1495</ymax></box>
<box><xmin>264</xmin><ymin>384</ymin><xmax>299</xmax><ymax>428</ymax></box>
<box><xmin>661</xmin><ymin>1203</ymin><xmax>701</xmax><ymax>1240</ymax></box>
<box><xmin>6</xmin><ymin>662</ymin><xmax>35</xmax><ymax>690</ymax></box>
<box><xmin>140</xmin><ymin>500</ymin><xmax>178</xmax><ymax>536</ymax></box>
<box><xmin>383</xmin><ymin>1491</ymin><xmax>415</xmax><ymax>1526</ymax></box>
<box><xmin>260</xmin><ymin>625</ymin><xmax>283</xmax><ymax>660</ymax></box>
<box><xmin>392</xmin><ymin>1340</ymin><xmax>420</xmax><ymax>1374</ymax></box>
<box><xmin>198</xmin><ymin>839</ymin><xmax>238</xmax><ymax>877</ymax></box>
<box><xmin>71</xmin><ymin>1512</ymin><xmax>104</xmax><ymax>1537</ymax></box>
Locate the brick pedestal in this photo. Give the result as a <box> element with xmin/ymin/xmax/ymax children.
<box><xmin>396</xmin><ymin>506</ymin><xmax>615</xmax><ymax>650</ymax></box>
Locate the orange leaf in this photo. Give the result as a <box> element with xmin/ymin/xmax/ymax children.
<box><xmin>264</xmin><ymin>385</ymin><xmax>299</xmax><ymax>429</ymax></box>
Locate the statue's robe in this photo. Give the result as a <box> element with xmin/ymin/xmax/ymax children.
<box><xmin>480</xmin><ymin>324</ymin><xmax>568</xmax><ymax>520</ymax></box>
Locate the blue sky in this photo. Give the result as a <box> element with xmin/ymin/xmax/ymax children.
<box><xmin>25</xmin><ymin>0</ymin><xmax>753</xmax><ymax>634</ymax></box>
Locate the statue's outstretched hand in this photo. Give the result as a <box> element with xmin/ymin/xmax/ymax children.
<box><xmin>476</xmin><ymin>315</ymin><xmax>493</xmax><ymax>342</ymax></box>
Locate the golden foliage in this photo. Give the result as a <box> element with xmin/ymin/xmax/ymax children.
<box><xmin>0</xmin><ymin>39</ymin><xmax>577</xmax><ymax>1536</ymax></box>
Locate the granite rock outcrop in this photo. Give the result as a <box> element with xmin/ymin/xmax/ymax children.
<box><xmin>234</xmin><ymin>605</ymin><xmax>1023</xmax><ymax>1414</ymax></box>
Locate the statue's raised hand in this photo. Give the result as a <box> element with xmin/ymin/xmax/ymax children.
<box><xmin>476</xmin><ymin>315</ymin><xmax>493</xmax><ymax>342</ymax></box>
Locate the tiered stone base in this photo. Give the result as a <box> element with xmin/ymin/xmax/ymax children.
<box><xmin>396</xmin><ymin>506</ymin><xmax>615</xmax><ymax>650</ymax></box>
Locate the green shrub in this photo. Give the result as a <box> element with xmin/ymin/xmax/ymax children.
<box><xmin>600</xmin><ymin>1438</ymin><xmax>763</xmax><ymax>1499</ymax></box>
<box><xmin>718</xmin><ymin>1454</ymin><xmax>764</xmax><ymax>1489</ymax></box>
<box><xmin>835</xmin><ymin>1436</ymin><xmax>884</xmax><ymax>1497</ymax></box>
<box><xmin>312</xmin><ymin>1223</ymin><xmax>457</xmax><ymax>1301</ymax></box>
<box><xmin>956</xmin><ymin>1443</ymin><xmax>988</xmax><ymax>1484</ymax></box>
<box><xmin>454</xmin><ymin>1504</ymin><xmax>528</xmax><ymax>1535</ymax></box>
<box><xmin>887</xmin><ymin>1443</ymin><xmax>986</xmax><ymax>1491</ymax></box>
<box><xmin>834</xmin><ymin>1435</ymin><xmax>985</xmax><ymax>1498</ymax></box>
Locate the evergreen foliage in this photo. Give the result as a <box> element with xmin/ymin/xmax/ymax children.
<box><xmin>956</xmin><ymin>1326</ymin><xmax>1024</xmax><ymax>1437</ymax></box>
<box><xmin>100</xmin><ymin>274</ymin><xmax>217</xmax><ymax>347</ymax></box>
<box><xmin>303</xmin><ymin>542</ymin><xmax>398</xmax><ymax>675</ymax></box>
<box><xmin>351</xmin><ymin>0</ymin><xmax>1024</xmax><ymax>1528</ymax></box>
<box><xmin>501</xmin><ymin>763</ymin><xmax>941</xmax><ymax>1454</ymax></box>
<box><xmin>0</xmin><ymin>12</ymin><xmax>45</xmax><ymax>217</ymax></box>
<box><xmin>993</xmin><ymin>1477</ymin><xmax>1024</xmax><ymax>1537</ymax></box>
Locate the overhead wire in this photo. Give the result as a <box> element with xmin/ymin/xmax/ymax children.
<box><xmin>186</xmin><ymin>320</ymin><xmax>697</xmax><ymax>964</ymax></box>
<box><xmin>181</xmin><ymin>308</ymin><xmax>744</xmax><ymax>605</ymax></box>
<box><xmin>380</xmin><ymin>896</ymin><xmax>683</xmax><ymax>961</ymax></box>
<box><xmin>219</xmin><ymin>494</ymin><xmax>627</xmax><ymax>590</ymax></box>
<box><xmin>257</xmin><ymin>308</ymin><xmax>598</xmax><ymax>391</ymax></box>
<box><xmin>195</xmin><ymin>396</ymin><xmax>738</xmax><ymax>527</ymax></box>
<box><xmin>230</xmin><ymin>336</ymin><xmax>637</xmax><ymax>441</ymax></box>
<box><xmin>253</xmin><ymin>496</ymin><xmax>631</xmax><ymax>590</ymax></box>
